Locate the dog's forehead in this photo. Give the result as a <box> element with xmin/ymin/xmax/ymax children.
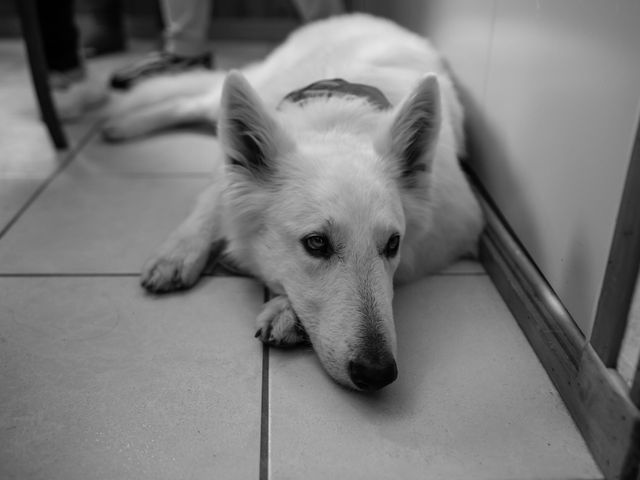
<box><xmin>294</xmin><ymin>143</ymin><xmax>391</xmax><ymax>190</ymax></box>
<box><xmin>280</xmin><ymin>152</ymin><xmax>405</xmax><ymax>234</ymax></box>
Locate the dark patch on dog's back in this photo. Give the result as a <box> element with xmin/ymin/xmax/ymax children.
<box><xmin>279</xmin><ymin>78</ymin><xmax>392</xmax><ymax>111</ymax></box>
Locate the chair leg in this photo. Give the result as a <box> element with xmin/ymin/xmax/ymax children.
<box><xmin>15</xmin><ymin>0</ymin><xmax>69</xmax><ymax>150</ymax></box>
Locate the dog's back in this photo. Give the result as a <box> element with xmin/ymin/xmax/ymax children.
<box><xmin>249</xmin><ymin>15</ymin><xmax>447</xmax><ymax>102</ymax></box>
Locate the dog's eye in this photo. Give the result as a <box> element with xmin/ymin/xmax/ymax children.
<box><xmin>302</xmin><ymin>234</ymin><xmax>332</xmax><ymax>258</ymax></box>
<box><xmin>384</xmin><ymin>234</ymin><xmax>401</xmax><ymax>258</ymax></box>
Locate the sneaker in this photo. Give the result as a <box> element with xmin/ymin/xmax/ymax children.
<box><xmin>50</xmin><ymin>67</ymin><xmax>109</xmax><ymax>122</ymax></box>
<box><xmin>109</xmin><ymin>51</ymin><xmax>212</xmax><ymax>90</ymax></box>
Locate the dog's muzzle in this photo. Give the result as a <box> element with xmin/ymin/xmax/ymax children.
<box><xmin>348</xmin><ymin>355</ymin><xmax>398</xmax><ymax>391</ymax></box>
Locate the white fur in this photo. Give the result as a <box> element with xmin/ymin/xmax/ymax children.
<box><xmin>113</xmin><ymin>14</ymin><xmax>485</xmax><ymax>391</ymax></box>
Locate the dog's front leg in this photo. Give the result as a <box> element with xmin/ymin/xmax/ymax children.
<box><xmin>255</xmin><ymin>295</ymin><xmax>310</xmax><ymax>347</ymax></box>
<box><xmin>141</xmin><ymin>182</ymin><xmax>223</xmax><ymax>293</ymax></box>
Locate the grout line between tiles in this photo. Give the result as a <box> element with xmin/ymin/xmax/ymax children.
<box><xmin>259</xmin><ymin>287</ymin><xmax>270</xmax><ymax>480</ymax></box>
<box><xmin>0</xmin><ymin>122</ymin><xmax>100</xmax><ymax>242</ymax></box>
<box><xmin>259</xmin><ymin>343</ymin><xmax>270</xmax><ymax>480</ymax></box>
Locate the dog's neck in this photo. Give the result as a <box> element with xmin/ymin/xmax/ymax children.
<box><xmin>277</xmin><ymin>79</ymin><xmax>392</xmax><ymax>137</ymax></box>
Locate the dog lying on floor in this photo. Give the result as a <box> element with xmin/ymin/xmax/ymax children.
<box><xmin>104</xmin><ymin>14</ymin><xmax>485</xmax><ymax>391</ymax></box>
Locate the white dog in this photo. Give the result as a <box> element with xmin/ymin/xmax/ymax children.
<box><xmin>105</xmin><ymin>14</ymin><xmax>484</xmax><ymax>391</ymax></box>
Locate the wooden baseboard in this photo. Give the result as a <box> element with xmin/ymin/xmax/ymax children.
<box><xmin>479</xmin><ymin>194</ymin><xmax>640</xmax><ymax>480</ymax></box>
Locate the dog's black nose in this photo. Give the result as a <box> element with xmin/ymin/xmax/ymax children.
<box><xmin>349</xmin><ymin>356</ymin><xmax>398</xmax><ymax>391</ymax></box>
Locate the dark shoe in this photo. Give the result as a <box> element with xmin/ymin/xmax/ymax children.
<box><xmin>109</xmin><ymin>51</ymin><xmax>212</xmax><ymax>90</ymax></box>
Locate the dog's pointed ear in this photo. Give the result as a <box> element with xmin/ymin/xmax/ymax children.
<box><xmin>376</xmin><ymin>74</ymin><xmax>441</xmax><ymax>188</ymax></box>
<box><xmin>219</xmin><ymin>70</ymin><xmax>294</xmax><ymax>179</ymax></box>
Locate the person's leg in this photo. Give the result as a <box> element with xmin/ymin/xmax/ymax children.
<box><xmin>162</xmin><ymin>0</ymin><xmax>211</xmax><ymax>57</ymax></box>
<box><xmin>36</xmin><ymin>0</ymin><xmax>108</xmax><ymax>121</ymax></box>
<box><xmin>110</xmin><ymin>0</ymin><xmax>213</xmax><ymax>90</ymax></box>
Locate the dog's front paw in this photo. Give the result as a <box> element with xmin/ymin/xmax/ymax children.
<box><xmin>255</xmin><ymin>296</ymin><xmax>310</xmax><ymax>347</ymax></box>
<box><xmin>141</xmin><ymin>236</ymin><xmax>210</xmax><ymax>293</ymax></box>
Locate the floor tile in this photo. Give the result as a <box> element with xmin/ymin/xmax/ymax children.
<box><xmin>0</xmin><ymin>119</ymin><xmax>59</xmax><ymax>180</ymax></box>
<box><xmin>0</xmin><ymin>178</ymin><xmax>43</xmax><ymax>233</ymax></box>
<box><xmin>0</xmin><ymin>41</ymin><xmax>100</xmax><ymax>175</ymax></box>
<box><xmin>0</xmin><ymin>41</ymin><xmax>59</xmax><ymax>180</ymax></box>
<box><xmin>0</xmin><ymin>276</ymin><xmax>264</xmax><ymax>480</ymax></box>
<box><xmin>267</xmin><ymin>275</ymin><xmax>602</xmax><ymax>480</ymax></box>
<box><xmin>77</xmin><ymin>131</ymin><xmax>222</xmax><ymax>175</ymax></box>
<box><xmin>0</xmin><ymin>166</ymin><xmax>211</xmax><ymax>274</ymax></box>
<box><xmin>439</xmin><ymin>259</ymin><xmax>485</xmax><ymax>275</ymax></box>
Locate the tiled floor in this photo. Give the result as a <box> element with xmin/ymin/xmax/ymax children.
<box><xmin>0</xmin><ymin>40</ymin><xmax>603</xmax><ymax>479</ymax></box>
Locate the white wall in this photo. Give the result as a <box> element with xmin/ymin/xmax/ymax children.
<box><xmin>388</xmin><ymin>1</ymin><xmax>640</xmax><ymax>336</ymax></box>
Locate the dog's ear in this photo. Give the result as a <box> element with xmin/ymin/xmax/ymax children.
<box><xmin>219</xmin><ymin>71</ymin><xmax>294</xmax><ymax>179</ymax></box>
<box><xmin>376</xmin><ymin>74</ymin><xmax>441</xmax><ymax>188</ymax></box>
